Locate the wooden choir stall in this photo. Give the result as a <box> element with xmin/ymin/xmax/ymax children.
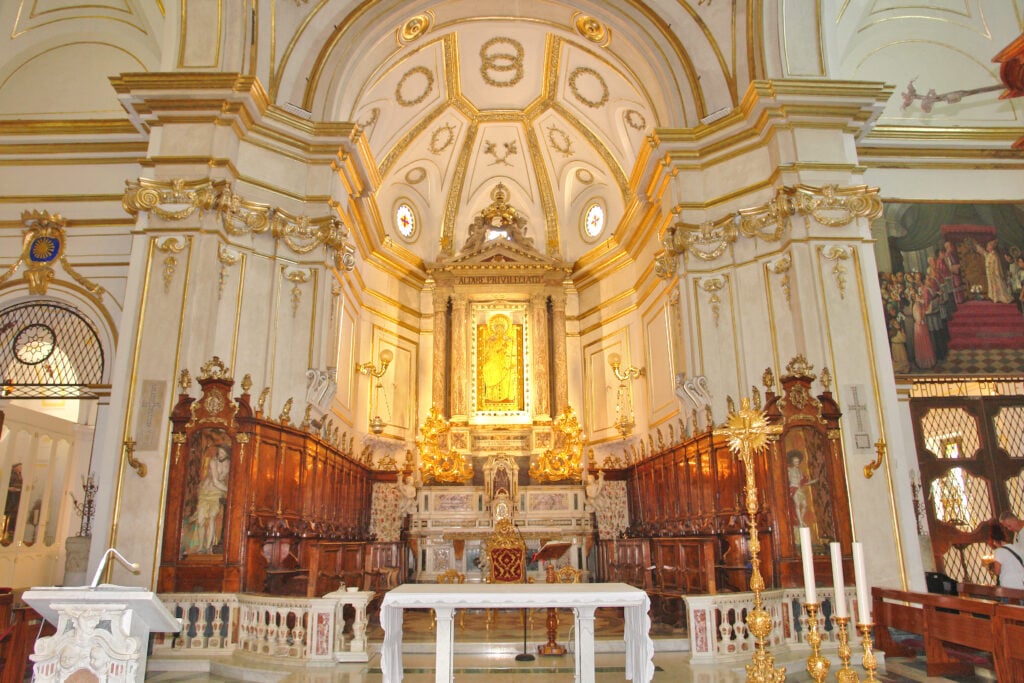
<box><xmin>598</xmin><ymin>355</ymin><xmax>854</xmax><ymax>618</ymax></box>
<box><xmin>158</xmin><ymin>357</ymin><xmax>385</xmax><ymax>598</ymax></box>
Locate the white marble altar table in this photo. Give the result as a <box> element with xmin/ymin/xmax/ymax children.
<box><xmin>380</xmin><ymin>582</ymin><xmax>653</xmax><ymax>683</ymax></box>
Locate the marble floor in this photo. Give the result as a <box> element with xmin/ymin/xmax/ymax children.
<box><xmin>145</xmin><ymin>609</ymin><xmax>996</xmax><ymax>682</ymax></box>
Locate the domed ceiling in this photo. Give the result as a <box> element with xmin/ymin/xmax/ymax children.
<box><xmin>287</xmin><ymin>1</ymin><xmax>746</xmax><ymax>268</ymax></box>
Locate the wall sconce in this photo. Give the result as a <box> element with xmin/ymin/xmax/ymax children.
<box><xmin>357</xmin><ymin>349</ymin><xmax>393</xmax><ymax>434</ymax></box>
<box><xmin>608</xmin><ymin>353</ymin><xmax>644</xmax><ymax>438</ymax></box>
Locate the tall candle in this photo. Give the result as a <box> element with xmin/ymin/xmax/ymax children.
<box><xmin>853</xmin><ymin>542</ymin><xmax>871</xmax><ymax>624</ymax></box>
<box><xmin>800</xmin><ymin>527</ymin><xmax>817</xmax><ymax>604</ymax></box>
<box><xmin>830</xmin><ymin>542</ymin><xmax>847</xmax><ymax>618</ymax></box>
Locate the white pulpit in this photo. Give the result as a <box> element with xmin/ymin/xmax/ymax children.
<box><xmin>23</xmin><ymin>586</ymin><xmax>182</xmax><ymax>683</ymax></box>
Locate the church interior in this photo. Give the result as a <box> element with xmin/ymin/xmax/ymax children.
<box><xmin>2</xmin><ymin>1</ymin><xmax>1024</xmax><ymax>680</ymax></box>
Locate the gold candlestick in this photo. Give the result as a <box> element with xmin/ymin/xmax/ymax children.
<box><xmin>714</xmin><ymin>398</ymin><xmax>784</xmax><ymax>683</ymax></box>
<box><xmin>803</xmin><ymin>602</ymin><xmax>830</xmax><ymax>683</ymax></box>
<box><xmin>858</xmin><ymin>622</ymin><xmax>879</xmax><ymax>681</ymax></box>
<box><xmin>833</xmin><ymin>616</ymin><xmax>860</xmax><ymax>682</ymax></box>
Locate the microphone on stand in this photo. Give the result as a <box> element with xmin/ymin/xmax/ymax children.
<box><xmin>90</xmin><ymin>547</ymin><xmax>141</xmax><ymax>588</ymax></box>
<box><xmin>513</xmin><ymin>520</ymin><xmax>536</xmax><ymax>662</ymax></box>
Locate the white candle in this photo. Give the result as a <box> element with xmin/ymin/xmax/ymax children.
<box><xmin>800</xmin><ymin>527</ymin><xmax>817</xmax><ymax>604</ymax></box>
<box><xmin>853</xmin><ymin>542</ymin><xmax>871</xmax><ymax>624</ymax></box>
<box><xmin>830</xmin><ymin>542</ymin><xmax>847</xmax><ymax>618</ymax></box>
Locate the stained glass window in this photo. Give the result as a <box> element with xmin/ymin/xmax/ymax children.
<box><xmin>582</xmin><ymin>202</ymin><xmax>604</xmax><ymax>241</ymax></box>
<box><xmin>395</xmin><ymin>202</ymin><xmax>417</xmax><ymax>240</ymax></box>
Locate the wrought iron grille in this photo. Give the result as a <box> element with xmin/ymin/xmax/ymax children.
<box><xmin>0</xmin><ymin>301</ymin><xmax>104</xmax><ymax>398</ymax></box>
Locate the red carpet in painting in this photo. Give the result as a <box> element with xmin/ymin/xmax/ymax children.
<box><xmin>947</xmin><ymin>301</ymin><xmax>1024</xmax><ymax>349</ymax></box>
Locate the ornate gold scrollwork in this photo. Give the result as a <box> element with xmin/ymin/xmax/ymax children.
<box><xmin>654</xmin><ymin>184</ymin><xmax>883</xmax><ymax>278</ymax></box>
<box><xmin>122</xmin><ymin>179</ymin><xmax>357</xmax><ymax>272</ymax></box>
<box><xmin>1</xmin><ymin>211</ymin><xmax>104</xmax><ymax>301</ymax></box>
<box><xmin>417</xmin><ymin>405</ymin><xmax>473</xmax><ymax>484</ymax></box>
<box><xmin>529</xmin><ymin>406</ymin><xmax>584</xmax><ymax>483</ymax></box>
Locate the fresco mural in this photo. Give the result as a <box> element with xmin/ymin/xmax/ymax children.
<box><xmin>875</xmin><ymin>203</ymin><xmax>1024</xmax><ymax>376</ymax></box>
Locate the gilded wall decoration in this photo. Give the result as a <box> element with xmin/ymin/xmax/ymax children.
<box><xmin>479</xmin><ymin>37</ymin><xmax>524</xmax><ymax>88</ymax></box>
<box><xmin>568</xmin><ymin>66</ymin><xmax>609</xmax><ymax>108</ymax></box>
<box><xmin>429</xmin><ymin>122</ymin><xmax>456</xmax><ymax>154</ymax></box>
<box><xmin>417</xmin><ymin>406</ymin><xmax>473</xmax><ymax>484</ymax></box>
<box><xmin>0</xmin><ymin>211</ymin><xmax>104</xmax><ymax>301</ymax></box>
<box><xmin>157</xmin><ymin>237</ymin><xmax>185</xmax><ymax>293</ymax></box>
<box><xmin>655</xmin><ymin>184</ymin><xmax>883</xmax><ymax>278</ymax></box>
<box><xmin>768</xmin><ymin>253</ymin><xmax>792</xmax><ymax>305</ymax></box>
<box><xmin>876</xmin><ymin>201</ymin><xmax>1024</xmax><ymax>376</ymax></box>
<box><xmin>546</xmin><ymin>124</ymin><xmax>574</xmax><ymax>157</ymax></box>
<box><xmin>358</xmin><ymin>107</ymin><xmax>380</xmax><ymax>137</ymax></box>
<box><xmin>395</xmin><ymin>66</ymin><xmax>435</xmax><ymax>107</ymax></box>
<box><xmin>700</xmin><ymin>277</ymin><xmax>726</xmax><ymax>328</ymax></box>
<box><xmin>475</xmin><ymin>313</ymin><xmax>524</xmax><ymax>412</ymax></box>
<box><xmin>820</xmin><ymin>246</ymin><xmax>850</xmax><ymax>300</ymax></box>
<box><xmin>529</xmin><ymin>406</ymin><xmax>584</xmax><ymax>483</ymax></box>
<box><xmin>284</xmin><ymin>268</ymin><xmax>310</xmax><ymax>317</ymax></box>
<box><xmin>123</xmin><ymin>179</ymin><xmax>356</xmax><ymax>272</ymax></box>
<box><xmin>216</xmin><ymin>244</ymin><xmax>240</xmax><ymax>301</ymax></box>
<box><xmin>482</xmin><ymin>139</ymin><xmax>518</xmax><ymax>166</ymax></box>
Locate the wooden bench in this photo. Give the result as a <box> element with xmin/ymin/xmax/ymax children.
<box><xmin>872</xmin><ymin>586</ymin><xmax>1024</xmax><ymax>679</ymax></box>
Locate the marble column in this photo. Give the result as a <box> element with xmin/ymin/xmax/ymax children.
<box><xmin>450</xmin><ymin>294</ymin><xmax>468</xmax><ymax>417</ymax></box>
<box><xmin>551</xmin><ymin>294</ymin><xmax>568</xmax><ymax>413</ymax></box>
<box><xmin>531</xmin><ymin>293</ymin><xmax>550</xmax><ymax>419</ymax></box>
<box><xmin>431</xmin><ymin>291</ymin><xmax>449</xmax><ymax>412</ymax></box>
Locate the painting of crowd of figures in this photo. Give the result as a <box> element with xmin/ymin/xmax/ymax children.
<box><xmin>875</xmin><ymin>202</ymin><xmax>1024</xmax><ymax>376</ymax></box>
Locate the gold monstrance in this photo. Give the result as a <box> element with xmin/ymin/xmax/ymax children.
<box><xmin>714</xmin><ymin>397</ymin><xmax>784</xmax><ymax>683</ymax></box>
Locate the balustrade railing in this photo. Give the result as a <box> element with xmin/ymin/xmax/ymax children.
<box><xmin>156</xmin><ymin>589</ymin><xmax>373</xmax><ymax>663</ymax></box>
<box><xmin>686</xmin><ymin>587</ymin><xmax>859</xmax><ymax>661</ymax></box>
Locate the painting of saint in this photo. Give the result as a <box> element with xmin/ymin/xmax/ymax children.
<box><xmin>181</xmin><ymin>428</ymin><xmax>232</xmax><ymax>556</ymax></box>
<box><xmin>476</xmin><ymin>313</ymin><xmax>524</xmax><ymax>411</ymax></box>
<box><xmin>782</xmin><ymin>427</ymin><xmax>835</xmax><ymax>546</ymax></box>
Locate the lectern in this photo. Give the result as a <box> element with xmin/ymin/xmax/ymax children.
<box><xmin>22</xmin><ymin>586</ymin><xmax>181</xmax><ymax>683</ymax></box>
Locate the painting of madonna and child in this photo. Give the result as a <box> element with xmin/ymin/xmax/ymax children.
<box><xmin>875</xmin><ymin>202</ymin><xmax>1024</xmax><ymax>376</ymax></box>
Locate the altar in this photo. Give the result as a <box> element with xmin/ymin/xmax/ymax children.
<box><xmin>380</xmin><ymin>583</ymin><xmax>654</xmax><ymax>683</ymax></box>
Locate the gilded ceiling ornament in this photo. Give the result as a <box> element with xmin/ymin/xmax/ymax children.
<box><xmin>529</xmin><ymin>406</ymin><xmax>584</xmax><ymax>482</ymax></box>
<box><xmin>404</xmin><ymin>167</ymin><xmax>427</xmax><ymax>184</ymax></box>
<box><xmin>123</xmin><ymin>177</ymin><xmax>216</xmax><ymax>221</ymax></box>
<box><xmin>624</xmin><ymin>109</ymin><xmax>646</xmax><ymax>131</ymax></box>
<box><xmin>568</xmin><ymin>66</ymin><xmax>609</xmax><ymax>108</ymax></box>
<box><xmin>820</xmin><ymin>245</ymin><xmax>851</xmax><ymax>300</ymax></box>
<box><xmin>216</xmin><ymin>243</ymin><xmax>240</xmax><ymax>301</ymax></box>
<box><xmin>400</xmin><ymin>13</ymin><xmax>431</xmax><ymax>42</ymax></box>
<box><xmin>479</xmin><ymin>37</ymin><xmax>524</xmax><ymax>88</ymax></box>
<box><xmin>416</xmin><ymin>405</ymin><xmax>473</xmax><ymax>484</ymax></box>
<box><xmin>574</xmin><ymin>15</ymin><xmax>607</xmax><ymax>43</ymax></box>
<box><xmin>395</xmin><ymin>66</ymin><xmax>435</xmax><ymax>107</ymax></box>
<box><xmin>156</xmin><ymin>237</ymin><xmax>185</xmax><ymax>293</ymax></box>
<box><xmin>546</xmin><ymin>124</ymin><xmax>574</xmax><ymax>157</ymax></box>
<box><xmin>700</xmin><ymin>276</ymin><xmax>726</xmax><ymax>327</ymax></box>
<box><xmin>483</xmin><ymin>139</ymin><xmax>518</xmax><ymax>166</ymax></box>
<box><xmin>768</xmin><ymin>253</ymin><xmax>792</xmax><ymax>305</ymax></box>
<box><xmin>358</xmin><ymin>107</ymin><xmax>380</xmax><ymax>136</ymax></box>
<box><xmin>428</xmin><ymin>122</ymin><xmax>456</xmax><ymax>154</ymax></box>
<box><xmin>575</xmin><ymin>168</ymin><xmax>594</xmax><ymax>184</ymax></box>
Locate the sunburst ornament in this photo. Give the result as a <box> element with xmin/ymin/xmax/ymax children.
<box><xmin>715</xmin><ymin>397</ymin><xmax>780</xmax><ymax>457</ymax></box>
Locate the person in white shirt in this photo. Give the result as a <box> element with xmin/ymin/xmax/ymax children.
<box><xmin>999</xmin><ymin>512</ymin><xmax>1024</xmax><ymax>552</ymax></box>
<box><xmin>989</xmin><ymin>522</ymin><xmax>1024</xmax><ymax>590</ymax></box>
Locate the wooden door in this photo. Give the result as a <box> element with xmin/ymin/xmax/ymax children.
<box><xmin>912</xmin><ymin>396</ymin><xmax>1024</xmax><ymax>584</ymax></box>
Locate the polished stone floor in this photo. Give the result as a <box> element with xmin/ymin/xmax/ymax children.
<box><xmin>145</xmin><ymin>608</ymin><xmax>996</xmax><ymax>682</ymax></box>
